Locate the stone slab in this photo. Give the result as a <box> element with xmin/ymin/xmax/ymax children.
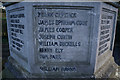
<box><xmin>4</xmin><ymin>2</ymin><xmax>118</xmax><ymax>78</ymax></box>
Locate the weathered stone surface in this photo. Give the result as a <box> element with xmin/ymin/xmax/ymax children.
<box><xmin>5</xmin><ymin>2</ymin><xmax>118</xmax><ymax>78</ymax></box>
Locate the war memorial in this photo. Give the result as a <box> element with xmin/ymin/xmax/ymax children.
<box><xmin>3</xmin><ymin>1</ymin><xmax>119</xmax><ymax>78</ymax></box>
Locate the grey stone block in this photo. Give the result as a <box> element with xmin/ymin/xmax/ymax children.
<box><xmin>4</xmin><ymin>2</ymin><xmax>118</xmax><ymax>78</ymax></box>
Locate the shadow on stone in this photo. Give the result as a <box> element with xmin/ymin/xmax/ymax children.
<box><xmin>113</xmin><ymin>45</ymin><xmax>120</xmax><ymax>66</ymax></box>
<box><xmin>113</xmin><ymin>21</ymin><xmax>120</xmax><ymax>66</ymax></box>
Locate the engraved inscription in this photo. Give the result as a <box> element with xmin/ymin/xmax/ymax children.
<box><xmin>40</xmin><ymin>66</ymin><xmax>76</xmax><ymax>72</ymax></box>
<box><xmin>34</xmin><ymin>7</ymin><xmax>92</xmax><ymax>72</ymax></box>
<box><xmin>98</xmin><ymin>9</ymin><xmax>114</xmax><ymax>55</ymax></box>
<box><xmin>8</xmin><ymin>7</ymin><xmax>25</xmax><ymax>53</ymax></box>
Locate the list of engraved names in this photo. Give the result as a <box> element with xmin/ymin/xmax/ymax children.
<box><xmin>35</xmin><ymin>8</ymin><xmax>92</xmax><ymax>63</ymax></box>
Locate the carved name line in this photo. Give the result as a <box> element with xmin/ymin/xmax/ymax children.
<box><xmin>38</xmin><ymin>34</ymin><xmax>72</xmax><ymax>40</ymax></box>
<box><xmin>38</xmin><ymin>19</ymin><xmax>88</xmax><ymax>26</ymax></box>
<box><xmin>40</xmin><ymin>66</ymin><xmax>76</xmax><ymax>72</ymax></box>
<box><xmin>38</xmin><ymin>27</ymin><xmax>73</xmax><ymax>33</ymax></box>
<box><xmin>39</xmin><ymin>41</ymin><xmax>81</xmax><ymax>47</ymax></box>
<box><xmin>39</xmin><ymin>48</ymin><xmax>63</xmax><ymax>53</ymax></box>
<box><xmin>37</xmin><ymin>11</ymin><xmax>77</xmax><ymax>18</ymax></box>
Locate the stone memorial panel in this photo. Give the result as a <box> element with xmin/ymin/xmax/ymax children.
<box><xmin>7</xmin><ymin>6</ymin><xmax>28</xmax><ymax>60</ymax></box>
<box><xmin>98</xmin><ymin>8</ymin><xmax>115</xmax><ymax>55</ymax></box>
<box><xmin>4</xmin><ymin>2</ymin><xmax>118</xmax><ymax>78</ymax></box>
<box><xmin>34</xmin><ymin>6</ymin><xmax>93</xmax><ymax>64</ymax></box>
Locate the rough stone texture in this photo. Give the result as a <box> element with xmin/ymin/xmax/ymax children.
<box><xmin>95</xmin><ymin>57</ymin><xmax>118</xmax><ymax>78</ymax></box>
<box><xmin>118</xmin><ymin>67</ymin><xmax>120</xmax><ymax>78</ymax></box>
<box><xmin>5</xmin><ymin>2</ymin><xmax>118</xmax><ymax>78</ymax></box>
<box><xmin>5</xmin><ymin>57</ymin><xmax>26</xmax><ymax>78</ymax></box>
<box><xmin>5</xmin><ymin>56</ymin><xmax>94</xmax><ymax>78</ymax></box>
<box><xmin>5</xmin><ymin>56</ymin><xmax>119</xmax><ymax>78</ymax></box>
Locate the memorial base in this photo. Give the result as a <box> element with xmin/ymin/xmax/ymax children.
<box><xmin>5</xmin><ymin>56</ymin><xmax>118</xmax><ymax>79</ymax></box>
<box><xmin>94</xmin><ymin>57</ymin><xmax>118</xmax><ymax>78</ymax></box>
